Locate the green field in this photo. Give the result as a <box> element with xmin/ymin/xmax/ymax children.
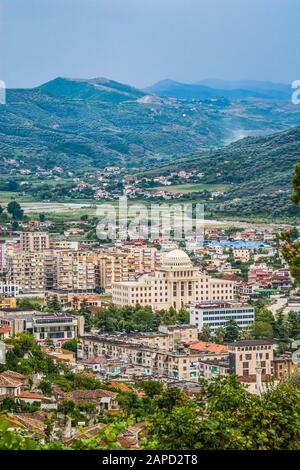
<box><xmin>154</xmin><ymin>183</ymin><xmax>230</xmax><ymax>193</ymax></box>
<box><xmin>0</xmin><ymin>191</ymin><xmax>35</xmax><ymax>204</ymax></box>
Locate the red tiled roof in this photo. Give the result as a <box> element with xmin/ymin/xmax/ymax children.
<box><xmin>188</xmin><ymin>340</ymin><xmax>228</xmax><ymax>354</ymax></box>
<box><xmin>18</xmin><ymin>392</ymin><xmax>47</xmax><ymax>400</ymax></box>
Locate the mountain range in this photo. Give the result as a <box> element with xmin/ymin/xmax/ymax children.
<box><xmin>0</xmin><ymin>76</ymin><xmax>299</xmax><ymax>174</ymax></box>
<box><xmin>145</xmin><ymin>79</ymin><xmax>292</xmax><ymax>101</ymax></box>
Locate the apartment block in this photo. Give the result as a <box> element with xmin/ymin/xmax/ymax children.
<box><xmin>54</xmin><ymin>251</ymin><xmax>99</xmax><ymax>293</ymax></box>
<box><xmin>99</xmin><ymin>245</ymin><xmax>160</xmax><ymax>292</ymax></box>
<box><xmin>78</xmin><ymin>334</ymin><xmax>203</xmax><ymax>381</ymax></box>
<box><xmin>20</xmin><ymin>232</ymin><xmax>50</xmax><ymax>252</ymax></box>
<box><xmin>7</xmin><ymin>249</ymin><xmax>99</xmax><ymax>294</ymax></box>
<box><xmin>7</xmin><ymin>252</ymin><xmax>49</xmax><ymax>293</ymax></box>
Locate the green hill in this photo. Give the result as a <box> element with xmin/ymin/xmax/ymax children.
<box><xmin>143</xmin><ymin>126</ymin><xmax>300</xmax><ymax>218</ymax></box>
<box><xmin>0</xmin><ymin>77</ymin><xmax>300</xmax><ymax>174</ymax></box>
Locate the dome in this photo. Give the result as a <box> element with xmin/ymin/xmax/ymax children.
<box><xmin>162</xmin><ymin>249</ymin><xmax>192</xmax><ymax>267</ymax></box>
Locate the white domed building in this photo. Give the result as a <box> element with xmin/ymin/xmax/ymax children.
<box><xmin>112</xmin><ymin>249</ymin><xmax>235</xmax><ymax>310</ymax></box>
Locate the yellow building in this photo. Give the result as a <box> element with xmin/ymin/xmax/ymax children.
<box><xmin>0</xmin><ymin>296</ymin><xmax>17</xmax><ymax>309</ymax></box>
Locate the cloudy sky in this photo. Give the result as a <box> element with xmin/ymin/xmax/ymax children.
<box><xmin>0</xmin><ymin>0</ymin><xmax>299</xmax><ymax>88</ymax></box>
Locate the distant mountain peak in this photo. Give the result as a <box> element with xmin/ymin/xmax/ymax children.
<box><xmin>37</xmin><ymin>76</ymin><xmax>146</xmax><ymax>102</ymax></box>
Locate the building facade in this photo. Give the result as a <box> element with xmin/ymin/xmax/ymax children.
<box><xmin>20</xmin><ymin>232</ymin><xmax>50</xmax><ymax>252</ymax></box>
<box><xmin>0</xmin><ymin>311</ymin><xmax>84</xmax><ymax>345</ymax></box>
<box><xmin>112</xmin><ymin>249</ymin><xmax>235</xmax><ymax>310</ymax></box>
<box><xmin>189</xmin><ymin>301</ymin><xmax>255</xmax><ymax>333</ymax></box>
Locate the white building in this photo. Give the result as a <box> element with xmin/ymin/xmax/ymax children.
<box><xmin>112</xmin><ymin>249</ymin><xmax>236</xmax><ymax>310</ymax></box>
<box><xmin>189</xmin><ymin>301</ymin><xmax>255</xmax><ymax>333</ymax></box>
<box><xmin>0</xmin><ymin>282</ymin><xmax>20</xmax><ymax>296</ymax></box>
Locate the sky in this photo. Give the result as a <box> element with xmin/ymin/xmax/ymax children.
<box><xmin>0</xmin><ymin>0</ymin><xmax>299</xmax><ymax>89</ymax></box>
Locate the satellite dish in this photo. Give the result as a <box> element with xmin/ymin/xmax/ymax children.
<box><xmin>292</xmin><ymin>348</ymin><xmax>300</xmax><ymax>365</ymax></box>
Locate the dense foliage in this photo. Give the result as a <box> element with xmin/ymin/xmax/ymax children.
<box><xmin>279</xmin><ymin>163</ymin><xmax>300</xmax><ymax>282</ymax></box>
<box><xmin>2</xmin><ymin>375</ymin><xmax>300</xmax><ymax>450</ymax></box>
<box><xmin>78</xmin><ymin>303</ymin><xmax>189</xmax><ymax>333</ymax></box>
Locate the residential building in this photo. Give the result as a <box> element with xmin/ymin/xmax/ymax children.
<box><xmin>233</xmin><ymin>248</ymin><xmax>251</xmax><ymax>262</ymax></box>
<box><xmin>199</xmin><ymin>359</ymin><xmax>230</xmax><ymax>379</ymax></box>
<box><xmin>0</xmin><ymin>325</ymin><xmax>12</xmax><ymax>340</ymax></box>
<box><xmin>187</xmin><ymin>340</ymin><xmax>229</xmax><ymax>358</ymax></box>
<box><xmin>0</xmin><ymin>240</ymin><xmax>20</xmax><ymax>271</ymax></box>
<box><xmin>54</xmin><ymin>251</ymin><xmax>99</xmax><ymax>293</ymax></box>
<box><xmin>0</xmin><ymin>242</ymin><xmax>6</xmax><ymax>271</ymax></box>
<box><xmin>228</xmin><ymin>340</ymin><xmax>275</xmax><ymax>393</ymax></box>
<box><xmin>99</xmin><ymin>245</ymin><xmax>160</xmax><ymax>292</ymax></box>
<box><xmin>78</xmin><ymin>328</ymin><xmax>226</xmax><ymax>382</ymax></box>
<box><xmin>60</xmin><ymin>389</ymin><xmax>119</xmax><ymax>412</ymax></box>
<box><xmin>7</xmin><ymin>252</ymin><xmax>49</xmax><ymax>293</ymax></box>
<box><xmin>273</xmin><ymin>355</ymin><xmax>299</xmax><ymax>381</ymax></box>
<box><xmin>20</xmin><ymin>232</ymin><xmax>50</xmax><ymax>252</ymax></box>
<box><xmin>0</xmin><ymin>370</ymin><xmax>28</xmax><ymax>397</ymax></box>
<box><xmin>32</xmin><ymin>313</ymin><xmax>85</xmax><ymax>344</ymax></box>
<box><xmin>49</xmin><ymin>239</ymin><xmax>79</xmax><ymax>250</ymax></box>
<box><xmin>7</xmin><ymin>250</ymin><xmax>99</xmax><ymax>293</ymax></box>
<box><xmin>79</xmin><ymin>335</ymin><xmax>204</xmax><ymax>381</ymax></box>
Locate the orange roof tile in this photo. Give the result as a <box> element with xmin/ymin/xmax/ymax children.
<box><xmin>18</xmin><ymin>392</ymin><xmax>47</xmax><ymax>400</ymax></box>
<box><xmin>188</xmin><ymin>340</ymin><xmax>228</xmax><ymax>354</ymax></box>
<box><xmin>110</xmin><ymin>381</ymin><xmax>133</xmax><ymax>393</ymax></box>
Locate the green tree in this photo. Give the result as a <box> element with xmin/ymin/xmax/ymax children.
<box><xmin>138</xmin><ymin>380</ymin><xmax>163</xmax><ymax>399</ymax></box>
<box><xmin>198</xmin><ymin>324</ymin><xmax>211</xmax><ymax>342</ymax></box>
<box><xmin>145</xmin><ymin>376</ymin><xmax>300</xmax><ymax>450</ymax></box>
<box><xmin>63</xmin><ymin>339</ymin><xmax>78</xmax><ymax>353</ymax></box>
<box><xmin>38</xmin><ymin>380</ymin><xmax>52</xmax><ymax>396</ymax></box>
<box><xmin>215</xmin><ymin>327</ymin><xmax>226</xmax><ymax>344</ymax></box>
<box><xmin>46</xmin><ymin>294</ymin><xmax>61</xmax><ymax>312</ymax></box>
<box><xmin>224</xmin><ymin>319</ymin><xmax>239</xmax><ymax>342</ymax></box>
<box><xmin>251</xmin><ymin>321</ymin><xmax>274</xmax><ymax>339</ymax></box>
<box><xmin>58</xmin><ymin>400</ymin><xmax>76</xmax><ymax>415</ymax></box>
<box><xmin>7</xmin><ymin>201</ymin><xmax>23</xmax><ymax>220</ymax></box>
<box><xmin>278</xmin><ymin>163</ymin><xmax>300</xmax><ymax>284</ymax></box>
